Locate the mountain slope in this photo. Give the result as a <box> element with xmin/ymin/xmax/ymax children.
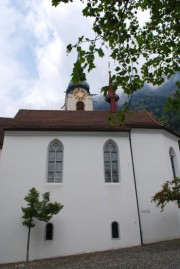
<box><xmin>93</xmin><ymin>74</ymin><xmax>180</xmax><ymax>133</ymax></box>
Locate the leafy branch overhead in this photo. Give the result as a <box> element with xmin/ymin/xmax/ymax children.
<box><xmin>51</xmin><ymin>0</ymin><xmax>180</xmax><ymax>107</ymax></box>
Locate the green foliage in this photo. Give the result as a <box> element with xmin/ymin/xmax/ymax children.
<box><xmin>35</xmin><ymin>191</ymin><xmax>63</xmax><ymax>222</ymax></box>
<box><xmin>22</xmin><ymin>188</ymin><xmax>40</xmax><ymax>228</ymax></box>
<box><xmin>52</xmin><ymin>0</ymin><xmax>71</xmax><ymax>6</ymax></box>
<box><xmin>165</xmin><ymin>90</ymin><xmax>180</xmax><ymax>111</ymax></box>
<box><xmin>22</xmin><ymin>187</ymin><xmax>63</xmax><ymax>262</ymax></box>
<box><xmin>51</xmin><ymin>0</ymin><xmax>180</xmax><ymax>109</ymax></box>
<box><xmin>151</xmin><ymin>177</ymin><xmax>180</xmax><ymax>211</ymax></box>
<box><xmin>129</xmin><ymin>93</ymin><xmax>180</xmax><ymax>133</ymax></box>
<box><xmin>108</xmin><ymin>114</ymin><xmax>115</xmax><ymax>125</ymax></box>
<box><xmin>101</xmin><ymin>86</ymin><xmax>109</xmax><ymax>97</ymax></box>
<box><xmin>107</xmin><ymin>102</ymin><xmax>129</xmax><ymax>125</ymax></box>
<box><xmin>71</xmin><ymin>59</ymin><xmax>86</xmax><ymax>84</ymax></box>
<box><xmin>22</xmin><ymin>187</ymin><xmax>63</xmax><ymax>227</ymax></box>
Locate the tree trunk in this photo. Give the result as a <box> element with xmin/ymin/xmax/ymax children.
<box><xmin>26</xmin><ymin>226</ymin><xmax>31</xmax><ymax>262</ymax></box>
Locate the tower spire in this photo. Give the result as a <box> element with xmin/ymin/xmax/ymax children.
<box><xmin>105</xmin><ymin>63</ymin><xmax>119</xmax><ymax>113</ymax></box>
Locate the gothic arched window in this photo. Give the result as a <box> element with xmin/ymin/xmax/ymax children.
<box><xmin>111</xmin><ymin>221</ymin><xmax>119</xmax><ymax>239</ymax></box>
<box><xmin>45</xmin><ymin>223</ymin><xmax>53</xmax><ymax>240</ymax></box>
<box><xmin>104</xmin><ymin>140</ymin><xmax>119</xmax><ymax>183</ymax></box>
<box><xmin>48</xmin><ymin>139</ymin><xmax>63</xmax><ymax>183</ymax></box>
<box><xmin>76</xmin><ymin>101</ymin><xmax>85</xmax><ymax>111</ymax></box>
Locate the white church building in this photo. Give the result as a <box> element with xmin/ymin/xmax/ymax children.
<box><xmin>0</xmin><ymin>74</ymin><xmax>180</xmax><ymax>264</ymax></box>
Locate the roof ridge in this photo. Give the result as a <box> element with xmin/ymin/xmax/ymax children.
<box><xmin>146</xmin><ymin>111</ymin><xmax>164</xmax><ymax>127</ymax></box>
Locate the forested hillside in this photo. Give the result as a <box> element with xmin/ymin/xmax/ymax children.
<box><xmin>93</xmin><ymin>74</ymin><xmax>180</xmax><ymax>133</ymax></box>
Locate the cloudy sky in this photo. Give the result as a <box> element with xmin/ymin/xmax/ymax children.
<box><xmin>0</xmin><ymin>0</ymin><xmax>112</xmax><ymax>118</ymax></box>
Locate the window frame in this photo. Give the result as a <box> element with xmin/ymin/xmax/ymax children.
<box><xmin>104</xmin><ymin>140</ymin><xmax>119</xmax><ymax>183</ymax></box>
<box><xmin>47</xmin><ymin>139</ymin><xmax>63</xmax><ymax>184</ymax></box>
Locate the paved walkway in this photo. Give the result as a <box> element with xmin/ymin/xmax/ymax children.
<box><xmin>0</xmin><ymin>239</ymin><xmax>180</xmax><ymax>269</ymax></box>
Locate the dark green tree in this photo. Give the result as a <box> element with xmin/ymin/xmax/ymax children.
<box><xmin>51</xmin><ymin>0</ymin><xmax>180</xmax><ymax>110</ymax></box>
<box><xmin>22</xmin><ymin>187</ymin><xmax>63</xmax><ymax>262</ymax></box>
<box><xmin>151</xmin><ymin>177</ymin><xmax>180</xmax><ymax>211</ymax></box>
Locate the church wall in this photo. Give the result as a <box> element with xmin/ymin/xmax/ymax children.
<box><xmin>130</xmin><ymin>129</ymin><xmax>180</xmax><ymax>244</ymax></box>
<box><xmin>0</xmin><ymin>131</ymin><xmax>141</xmax><ymax>263</ymax></box>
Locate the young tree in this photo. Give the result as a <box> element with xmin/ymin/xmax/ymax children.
<box><xmin>151</xmin><ymin>177</ymin><xmax>180</xmax><ymax>211</ymax></box>
<box><xmin>22</xmin><ymin>187</ymin><xmax>63</xmax><ymax>262</ymax></box>
<box><xmin>51</xmin><ymin>0</ymin><xmax>180</xmax><ymax>111</ymax></box>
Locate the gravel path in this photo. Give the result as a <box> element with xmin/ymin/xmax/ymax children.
<box><xmin>0</xmin><ymin>239</ymin><xmax>180</xmax><ymax>269</ymax></box>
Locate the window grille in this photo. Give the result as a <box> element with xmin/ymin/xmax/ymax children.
<box><xmin>48</xmin><ymin>140</ymin><xmax>63</xmax><ymax>183</ymax></box>
<box><xmin>104</xmin><ymin>141</ymin><xmax>119</xmax><ymax>183</ymax></box>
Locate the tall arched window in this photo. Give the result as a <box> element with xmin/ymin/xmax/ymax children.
<box><xmin>76</xmin><ymin>101</ymin><xmax>85</xmax><ymax>111</ymax></box>
<box><xmin>45</xmin><ymin>223</ymin><xmax>53</xmax><ymax>240</ymax></box>
<box><xmin>169</xmin><ymin>147</ymin><xmax>177</xmax><ymax>178</ymax></box>
<box><xmin>104</xmin><ymin>140</ymin><xmax>119</xmax><ymax>183</ymax></box>
<box><xmin>111</xmin><ymin>221</ymin><xmax>119</xmax><ymax>239</ymax></box>
<box><xmin>48</xmin><ymin>139</ymin><xmax>63</xmax><ymax>183</ymax></box>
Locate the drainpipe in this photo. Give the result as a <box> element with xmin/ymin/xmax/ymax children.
<box><xmin>129</xmin><ymin>130</ymin><xmax>144</xmax><ymax>245</ymax></box>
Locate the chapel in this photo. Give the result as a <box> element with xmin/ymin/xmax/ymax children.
<box><xmin>0</xmin><ymin>67</ymin><xmax>179</xmax><ymax>263</ymax></box>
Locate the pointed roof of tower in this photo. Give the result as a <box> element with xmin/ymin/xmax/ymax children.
<box><xmin>67</xmin><ymin>80</ymin><xmax>90</xmax><ymax>93</ymax></box>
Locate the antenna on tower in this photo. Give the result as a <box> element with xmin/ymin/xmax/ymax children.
<box><xmin>108</xmin><ymin>61</ymin><xmax>112</xmax><ymax>83</ymax></box>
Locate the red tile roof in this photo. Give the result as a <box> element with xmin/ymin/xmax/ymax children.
<box><xmin>10</xmin><ymin>109</ymin><xmax>163</xmax><ymax>130</ymax></box>
<box><xmin>0</xmin><ymin>109</ymin><xmax>179</xmax><ymax>147</ymax></box>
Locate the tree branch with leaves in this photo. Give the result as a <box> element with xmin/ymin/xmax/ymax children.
<box><xmin>51</xmin><ymin>0</ymin><xmax>180</xmax><ymax>112</ymax></box>
<box><xmin>151</xmin><ymin>177</ymin><xmax>180</xmax><ymax>211</ymax></box>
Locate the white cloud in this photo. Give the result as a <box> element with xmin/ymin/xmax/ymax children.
<box><xmin>0</xmin><ymin>0</ymin><xmax>110</xmax><ymax>117</ymax></box>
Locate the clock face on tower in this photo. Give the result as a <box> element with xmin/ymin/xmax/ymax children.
<box><xmin>73</xmin><ymin>88</ymin><xmax>87</xmax><ymax>100</ymax></box>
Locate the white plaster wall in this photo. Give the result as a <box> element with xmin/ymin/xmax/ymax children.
<box><xmin>0</xmin><ymin>131</ymin><xmax>140</xmax><ymax>263</ymax></box>
<box><xmin>131</xmin><ymin>129</ymin><xmax>180</xmax><ymax>244</ymax></box>
<box><xmin>66</xmin><ymin>94</ymin><xmax>93</xmax><ymax>111</ymax></box>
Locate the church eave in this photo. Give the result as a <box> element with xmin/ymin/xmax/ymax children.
<box><xmin>4</xmin><ymin>127</ymin><xmax>130</xmax><ymax>132</ymax></box>
<box><xmin>3</xmin><ymin>125</ymin><xmax>180</xmax><ymax>139</ymax></box>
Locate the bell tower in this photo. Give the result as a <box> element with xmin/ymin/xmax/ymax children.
<box><xmin>64</xmin><ymin>60</ymin><xmax>93</xmax><ymax>111</ymax></box>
